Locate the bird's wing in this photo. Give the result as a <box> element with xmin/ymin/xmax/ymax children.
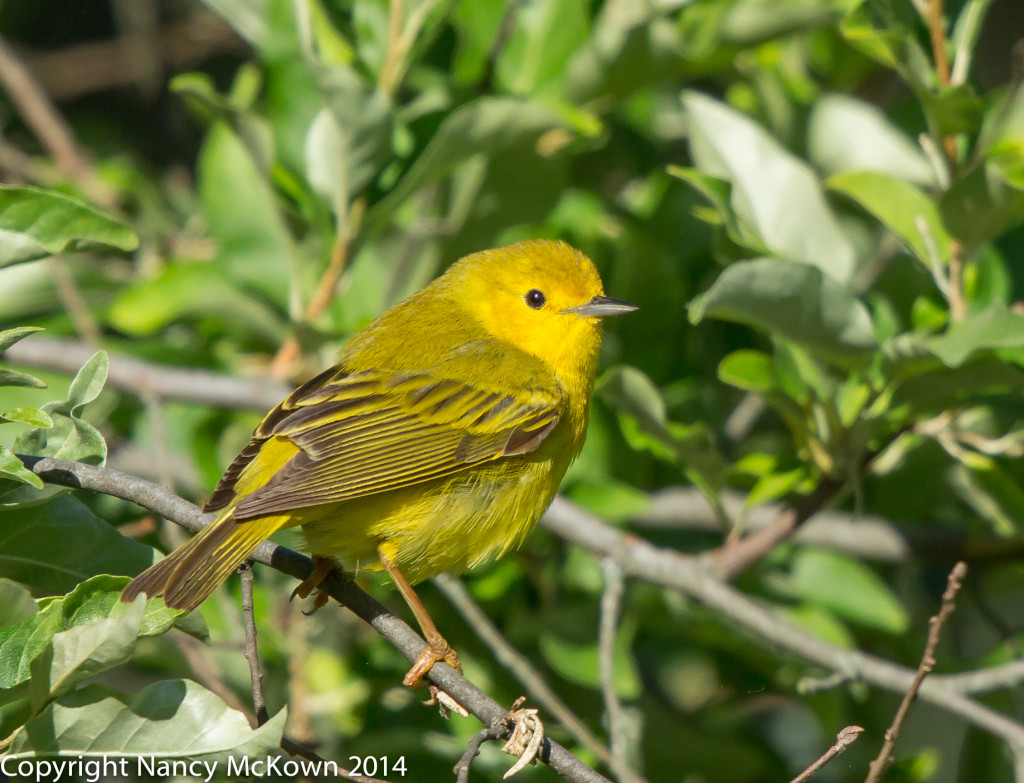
<box><xmin>205</xmin><ymin>366</ymin><xmax>563</xmax><ymax>519</ymax></box>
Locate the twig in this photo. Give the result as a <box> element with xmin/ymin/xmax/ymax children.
<box><xmin>171</xmin><ymin>632</ymin><xmax>254</xmax><ymax>719</ymax></box>
<box><xmin>865</xmin><ymin>561</ymin><xmax>968</xmax><ymax>783</ymax></box>
<box><xmin>47</xmin><ymin>257</ymin><xmax>100</xmax><ymax>342</ymax></box>
<box><xmin>598</xmin><ymin>559</ymin><xmax>634</xmax><ymax>783</ymax></box>
<box><xmin>709</xmin><ymin>434</ymin><xmax>907</xmax><ymax>580</ymax></box>
<box><xmin>454</xmin><ymin>723</ymin><xmax>505</xmax><ymax>783</ymax></box>
<box><xmin>268</xmin><ymin>198</ymin><xmax>365</xmax><ymax>379</ymax></box>
<box><xmin>0</xmin><ymin>35</ymin><xmax>113</xmax><ymax>205</ymax></box>
<box><xmin>789</xmin><ymin>726</ymin><xmax>864</xmax><ymax>783</ymax></box>
<box><xmin>709</xmin><ymin>473</ymin><xmax>846</xmax><ymax>579</ymax></box>
<box><xmin>377</xmin><ymin>0</ymin><xmax>406</xmax><ymax>95</ymax></box>
<box><xmin>22</xmin><ymin>456</ymin><xmax>610</xmax><ymax>783</ymax></box>
<box><xmin>433</xmin><ymin>575</ymin><xmax>621</xmax><ymax>773</ymax></box>
<box><xmin>240</xmin><ymin>563</ymin><xmax>270</xmax><ymax>726</ymax></box>
<box><xmin>4</xmin><ymin>335</ymin><xmax>292</xmax><ymax>411</ymax></box>
<box><xmin>539</xmin><ymin>497</ymin><xmax>1024</xmax><ymax>750</ymax></box>
<box><xmin>17</xmin><ymin>11</ymin><xmax>246</xmax><ymax>102</ymax></box>
<box><xmin>924</xmin><ymin>0</ymin><xmax>957</xmax><ymax>163</ymax></box>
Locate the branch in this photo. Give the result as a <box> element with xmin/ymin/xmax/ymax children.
<box><xmin>0</xmin><ymin>36</ymin><xmax>113</xmax><ymax>205</ymax></box>
<box><xmin>239</xmin><ymin>563</ymin><xmax>270</xmax><ymax>726</ymax></box>
<box><xmin>788</xmin><ymin>726</ymin><xmax>864</xmax><ymax>783</ymax></box>
<box><xmin>4</xmin><ymin>335</ymin><xmax>291</xmax><ymax>411</ymax></box>
<box><xmin>865</xmin><ymin>562</ymin><xmax>968</xmax><ymax>783</ymax></box>
<box><xmin>22</xmin><ymin>456</ymin><xmax>610</xmax><ymax>783</ymax></box>
<box><xmin>540</xmin><ymin>498</ymin><xmax>1024</xmax><ymax>752</ymax></box>
<box><xmin>598</xmin><ymin>559</ymin><xmax>637</xmax><ymax>783</ymax></box>
<box><xmin>433</xmin><ymin>574</ymin><xmax>619</xmax><ymax>773</ymax></box>
<box><xmin>26</xmin><ymin>455</ymin><xmax>1024</xmax><ymax>764</ymax></box>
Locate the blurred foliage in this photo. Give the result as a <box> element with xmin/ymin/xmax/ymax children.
<box><xmin>1</xmin><ymin>0</ymin><xmax>1024</xmax><ymax>780</ymax></box>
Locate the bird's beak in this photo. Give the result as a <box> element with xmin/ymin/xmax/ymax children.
<box><xmin>562</xmin><ymin>295</ymin><xmax>638</xmax><ymax>318</ymax></box>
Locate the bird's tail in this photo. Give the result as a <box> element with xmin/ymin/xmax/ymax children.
<box><xmin>121</xmin><ymin>508</ymin><xmax>290</xmax><ymax>611</ymax></box>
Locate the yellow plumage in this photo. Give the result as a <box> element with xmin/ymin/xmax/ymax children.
<box><xmin>122</xmin><ymin>240</ymin><xmax>635</xmax><ymax>655</ymax></box>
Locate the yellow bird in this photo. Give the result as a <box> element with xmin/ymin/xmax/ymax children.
<box><xmin>122</xmin><ymin>239</ymin><xmax>636</xmax><ymax>685</ymax></box>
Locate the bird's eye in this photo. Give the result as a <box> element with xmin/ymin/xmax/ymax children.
<box><xmin>525</xmin><ymin>289</ymin><xmax>546</xmax><ymax>309</ymax></box>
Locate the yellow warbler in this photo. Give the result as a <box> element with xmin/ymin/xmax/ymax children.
<box><xmin>122</xmin><ymin>239</ymin><xmax>635</xmax><ymax>684</ymax></box>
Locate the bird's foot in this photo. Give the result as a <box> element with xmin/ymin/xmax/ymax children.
<box><xmin>403</xmin><ymin>633</ymin><xmax>462</xmax><ymax>688</ymax></box>
<box><xmin>500</xmin><ymin>697</ymin><xmax>544</xmax><ymax>779</ymax></box>
<box><xmin>290</xmin><ymin>556</ymin><xmax>335</xmax><ymax>614</ymax></box>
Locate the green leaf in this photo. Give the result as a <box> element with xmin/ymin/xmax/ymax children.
<box><xmin>0</xmin><ymin>368</ymin><xmax>46</xmax><ymax>389</ymax></box>
<box><xmin>718</xmin><ymin>350</ymin><xmax>776</xmax><ymax>393</ymax></box>
<box><xmin>689</xmin><ymin>257</ymin><xmax>878</xmax><ymax>365</ymax></box>
<box><xmin>2</xmin><ymin>407</ymin><xmax>53</xmax><ymax>428</ymax></box>
<box><xmin>107</xmin><ymin>262</ymin><xmax>286</xmax><ymax>341</ymax></box>
<box><xmin>5</xmin><ymin>681</ymin><xmax>287</xmax><ymax>764</ymax></box>
<box><xmin>667</xmin><ymin>167</ymin><xmax>768</xmax><ymax>252</ymax></box>
<box><xmin>29</xmin><ymin>596</ymin><xmax>145</xmax><ymax>711</ymax></box>
<box><xmin>682</xmin><ymin>92</ymin><xmax>856</xmax><ymax>284</ymax></box>
<box><xmin>0</xmin><ymin>495</ymin><xmax>157</xmax><ymax>597</ymax></box>
<box><xmin>495</xmin><ymin>0</ymin><xmax>590</xmax><ymax>96</ymax></box>
<box><xmin>808</xmin><ymin>93</ymin><xmax>936</xmax><ymax>186</ymax></box>
<box><xmin>0</xmin><ymin>576</ymin><xmax>195</xmax><ymax>697</ymax></box>
<box><xmin>828</xmin><ymin>171</ymin><xmax>951</xmax><ymax>263</ymax></box>
<box><xmin>924</xmin><ymin>306</ymin><xmax>1024</xmax><ymax>367</ymax></box>
<box><xmin>0</xmin><ymin>445</ymin><xmax>43</xmax><ymax>489</ymax></box>
<box><xmin>365</xmin><ymin>97</ymin><xmax>567</xmax><ymax>234</ymax></box>
<box><xmin>0</xmin><ymin>579</ymin><xmax>37</xmax><ymax>630</ymax></box>
<box><xmin>12</xmin><ymin>351</ymin><xmax>108</xmax><ymax>470</ymax></box>
<box><xmin>941</xmin><ymin>163</ymin><xmax>1024</xmax><ymax>248</ymax></box>
<box><xmin>0</xmin><ymin>326</ymin><xmax>43</xmax><ymax>353</ymax></box>
<box><xmin>198</xmin><ymin>121</ymin><xmax>295</xmax><ymax>307</ymax></box>
<box><xmin>782</xmin><ymin>548</ymin><xmax>908</xmax><ymax>633</ymax></box>
<box><xmin>0</xmin><ymin>327</ymin><xmax>47</xmax><ymax>389</ymax></box>
<box><xmin>0</xmin><ymin>186</ymin><xmax>137</xmax><ymax>267</ymax></box>
<box><xmin>305</xmin><ymin>77</ymin><xmax>393</xmax><ymax>209</ymax></box>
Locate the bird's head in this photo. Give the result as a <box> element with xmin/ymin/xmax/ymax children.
<box><xmin>445</xmin><ymin>239</ymin><xmax>636</xmax><ymax>384</ymax></box>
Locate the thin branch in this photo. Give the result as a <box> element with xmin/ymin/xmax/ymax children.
<box><xmin>709</xmin><ymin>472</ymin><xmax>846</xmax><ymax>579</ymax></box>
<box><xmin>454</xmin><ymin>723</ymin><xmax>505</xmax><ymax>783</ymax></box>
<box><xmin>47</xmin><ymin>257</ymin><xmax>100</xmax><ymax>342</ymax></box>
<box><xmin>4</xmin><ymin>335</ymin><xmax>291</xmax><ymax>411</ymax></box>
<box><xmin>269</xmin><ymin>198</ymin><xmax>365</xmax><ymax>379</ymax></box>
<box><xmin>240</xmin><ymin>563</ymin><xmax>270</xmax><ymax>726</ymax></box>
<box><xmin>539</xmin><ymin>497</ymin><xmax>1024</xmax><ymax>751</ymax></box>
<box><xmin>22</xmin><ymin>456</ymin><xmax>610</xmax><ymax>783</ymax></box>
<box><xmin>433</xmin><ymin>574</ymin><xmax>621</xmax><ymax>773</ymax></box>
<box><xmin>26</xmin><ymin>456</ymin><xmax>1024</xmax><ymax>763</ymax></box>
<box><xmin>709</xmin><ymin>434</ymin><xmax>908</xmax><ymax>579</ymax></box>
<box><xmin>865</xmin><ymin>562</ymin><xmax>968</xmax><ymax>783</ymax></box>
<box><xmin>598</xmin><ymin>559</ymin><xmax>634</xmax><ymax>783</ymax></box>
<box><xmin>0</xmin><ymin>35</ymin><xmax>113</xmax><ymax>205</ymax></box>
<box><xmin>789</xmin><ymin>726</ymin><xmax>864</xmax><ymax>783</ymax></box>
<box><xmin>11</xmin><ymin>339</ymin><xmax>1020</xmax><ymax>570</ymax></box>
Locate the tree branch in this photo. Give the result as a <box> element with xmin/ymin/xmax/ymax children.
<box><xmin>4</xmin><ymin>335</ymin><xmax>291</xmax><ymax>411</ymax></box>
<box><xmin>21</xmin><ymin>456</ymin><xmax>610</xmax><ymax>783</ymax></box>
<box><xmin>865</xmin><ymin>562</ymin><xmax>968</xmax><ymax>783</ymax></box>
<box><xmin>24</xmin><ymin>456</ymin><xmax>1024</xmax><ymax>763</ymax></box>
<box><xmin>540</xmin><ymin>498</ymin><xmax>1024</xmax><ymax>751</ymax></box>
<box><xmin>788</xmin><ymin>725</ymin><xmax>863</xmax><ymax>783</ymax></box>
<box><xmin>433</xmin><ymin>574</ymin><xmax>619</xmax><ymax>773</ymax></box>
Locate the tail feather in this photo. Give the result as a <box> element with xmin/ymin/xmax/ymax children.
<box><xmin>121</xmin><ymin>509</ymin><xmax>290</xmax><ymax>611</ymax></box>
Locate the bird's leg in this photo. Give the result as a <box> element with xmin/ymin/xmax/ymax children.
<box><xmin>377</xmin><ymin>544</ymin><xmax>462</xmax><ymax>688</ymax></box>
<box><xmin>290</xmin><ymin>555</ymin><xmax>334</xmax><ymax>614</ymax></box>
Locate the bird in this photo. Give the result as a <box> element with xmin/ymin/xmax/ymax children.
<box><xmin>122</xmin><ymin>238</ymin><xmax>636</xmax><ymax>687</ymax></box>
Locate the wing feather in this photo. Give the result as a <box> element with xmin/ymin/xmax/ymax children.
<box><xmin>206</xmin><ymin>367</ymin><xmax>563</xmax><ymax>520</ymax></box>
